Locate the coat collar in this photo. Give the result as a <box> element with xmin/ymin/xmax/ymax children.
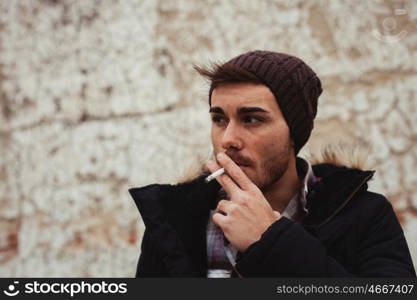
<box><xmin>304</xmin><ymin>163</ymin><xmax>375</xmax><ymax>227</ymax></box>
<box><xmin>182</xmin><ymin>172</ymin><xmax>222</xmax><ymax>217</ymax></box>
<box><xmin>129</xmin><ymin>177</ymin><xmax>221</xmax><ymax>277</ymax></box>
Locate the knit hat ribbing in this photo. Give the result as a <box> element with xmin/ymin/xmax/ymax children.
<box><xmin>209</xmin><ymin>50</ymin><xmax>322</xmax><ymax>154</ymax></box>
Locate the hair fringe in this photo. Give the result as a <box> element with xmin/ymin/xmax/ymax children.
<box><xmin>193</xmin><ymin>61</ymin><xmax>262</xmax><ymax>90</ymax></box>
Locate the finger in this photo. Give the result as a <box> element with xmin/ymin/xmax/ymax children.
<box><xmin>216</xmin><ymin>199</ymin><xmax>233</xmax><ymax>215</ymax></box>
<box><xmin>212</xmin><ymin>211</ymin><xmax>227</xmax><ymax>228</ymax></box>
<box><xmin>216</xmin><ymin>153</ymin><xmax>255</xmax><ymax>191</ymax></box>
<box><xmin>218</xmin><ymin>173</ymin><xmax>242</xmax><ymax>199</ymax></box>
<box><xmin>206</xmin><ymin>160</ymin><xmax>240</xmax><ymax>197</ymax></box>
<box><xmin>273</xmin><ymin>210</ymin><xmax>281</xmax><ymax>220</ymax></box>
<box><xmin>206</xmin><ymin>159</ymin><xmax>222</xmax><ymax>173</ymax></box>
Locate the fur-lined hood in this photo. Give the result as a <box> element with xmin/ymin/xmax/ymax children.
<box><xmin>176</xmin><ymin>143</ymin><xmax>374</xmax><ymax>184</ymax></box>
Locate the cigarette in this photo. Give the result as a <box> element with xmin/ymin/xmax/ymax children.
<box><xmin>205</xmin><ymin>168</ymin><xmax>225</xmax><ymax>183</ymax></box>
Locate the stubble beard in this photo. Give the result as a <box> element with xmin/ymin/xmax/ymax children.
<box><xmin>256</xmin><ymin>141</ymin><xmax>292</xmax><ymax>191</ymax></box>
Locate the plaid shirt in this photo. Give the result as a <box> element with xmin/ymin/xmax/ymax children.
<box><xmin>206</xmin><ymin>157</ymin><xmax>317</xmax><ymax>278</ymax></box>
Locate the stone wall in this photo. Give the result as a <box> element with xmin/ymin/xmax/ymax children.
<box><xmin>0</xmin><ymin>0</ymin><xmax>416</xmax><ymax>276</ymax></box>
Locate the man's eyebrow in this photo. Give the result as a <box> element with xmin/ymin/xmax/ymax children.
<box><xmin>209</xmin><ymin>106</ymin><xmax>270</xmax><ymax>115</ymax></box>
<box><xmin>237</xmin><ymin>107</ymin><xmax>270</xmax><ymax>114</ymax></box>
<box><xmin>209</xmin><ymin>107</ymin><xmax>224</xmax><ymax>114</ymax></box>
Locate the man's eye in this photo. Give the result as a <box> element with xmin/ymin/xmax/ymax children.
<box><xmin>243</xmin><ymin>116</ymin><xmax>261</xmax><ymax>123</ymax></box>
<box><xmin>211</xmin><ymin>116</ymin><xmax>226</xmax><ymax>124</ymax></box>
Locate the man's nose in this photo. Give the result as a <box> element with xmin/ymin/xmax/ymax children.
<box><xmin>221</xmin><ymin>121</ymin><xmax>243</xmax><ymax>151</ymax></box>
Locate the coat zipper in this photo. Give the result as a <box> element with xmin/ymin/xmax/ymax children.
<box><xmin>224</xmin><ymin>246</ymin><xmax>243</xmax><ymax>278</ymax></box>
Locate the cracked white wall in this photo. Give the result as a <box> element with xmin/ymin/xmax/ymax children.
<box><xmin>0</xmin><ymin>0</ymin><xmax>416</xmax><ymax>276</ymax></box>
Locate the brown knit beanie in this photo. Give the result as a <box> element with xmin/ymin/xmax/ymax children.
<box><xmin>209</xmin><ymin>50</ymin><xmax>322</xmax><ymax>154</ymax></box>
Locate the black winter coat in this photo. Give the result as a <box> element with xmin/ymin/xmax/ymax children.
<box><xmin>129</xmin><ymin>163</ymin><xmax>416</xmax><ymax>277</ymax></box>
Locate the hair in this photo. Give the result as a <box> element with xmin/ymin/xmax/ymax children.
<box><xmin>193</xmin><ymin>62</ymin><xmax>263</xmax><ymax>99</ymax></box>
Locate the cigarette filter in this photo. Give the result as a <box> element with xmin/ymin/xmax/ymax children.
<box><xmin>205</xmin><ymin>168</ymin><xmax>225</xmax><ymax>183</ymax></box>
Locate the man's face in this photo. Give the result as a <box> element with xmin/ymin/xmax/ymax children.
<box><xmin>210</xmin><ymin>82</ymin><xmax>294</xmax><ymax>190</ymax></box>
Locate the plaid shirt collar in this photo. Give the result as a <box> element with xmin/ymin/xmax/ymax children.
<box><xmin>282</xmin><ymin>157</ymin><xmax>316</xmax><ymax>221</ymax></box>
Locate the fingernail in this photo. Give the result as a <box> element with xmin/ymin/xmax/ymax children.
<box><xmin>217</xmin><ymin>153</ymin><xmax>225</xmax><ymax>160</ymax></box>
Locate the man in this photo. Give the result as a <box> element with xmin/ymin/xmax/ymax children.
<box><xmin>129</xmin><ymin>50</ymin><xmax>415</xmax><ymax>277</ymax></box>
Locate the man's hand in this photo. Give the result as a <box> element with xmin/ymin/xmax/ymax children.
<box><xmin>206</xmin><ymin>153</ymin><xmax>281</xmax><ymax>252</ymax></box>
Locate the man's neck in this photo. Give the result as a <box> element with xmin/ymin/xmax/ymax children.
<box><xmin>262</xmin><ymin>157</ymin><xmax>302</xmax><ymax>213</ymax></box>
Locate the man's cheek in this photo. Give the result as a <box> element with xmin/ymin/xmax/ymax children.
<box><xmin>246</xmin><ymin>168</ymin><xmax>260</xmax><ymax>187</ymax></box>
<box><xmin>211</xmin><ymin>135</ymin><xmax>223</xmax><ymax>151</ymax></box>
